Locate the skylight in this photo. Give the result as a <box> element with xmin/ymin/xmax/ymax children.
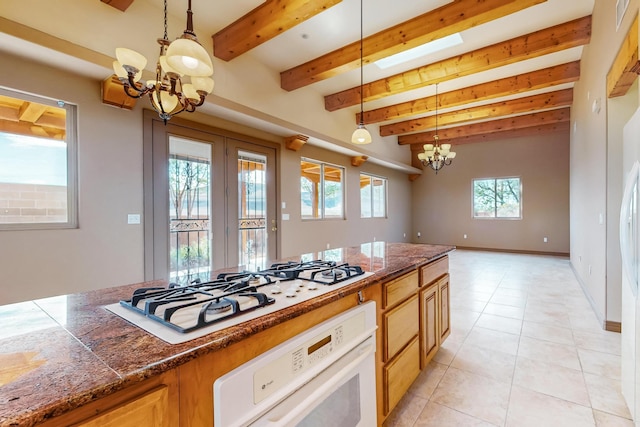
<box><xmin>375</xmin><ymin>33</ymin><xmax>464</xmax><ymax>69</ymax></box>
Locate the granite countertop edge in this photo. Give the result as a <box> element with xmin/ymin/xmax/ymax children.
<box><xmin>0</xmin><ymin>242</ymin><xmax>454</xmax><ymax>427</ymax></box>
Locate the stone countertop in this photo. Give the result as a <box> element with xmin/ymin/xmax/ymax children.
<box><xmin>0</xmin><ymin>242</ymin><xmax>454</xmax><ymax>426</ymax></box>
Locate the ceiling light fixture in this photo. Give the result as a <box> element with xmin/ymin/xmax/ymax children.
<box><xmin>351</xmin><ymin>0</ymin><xmax>372</xmax><ymax>145</ymax></box>
<box><xmin>113</xmin><ymin>0</ymin><xmax>214</xmax><ymax>123</ymax></box>
<box><xmin>417</xmin><ymin>84</ymin><xmax>456</xmax><ymax>174</ymax></box>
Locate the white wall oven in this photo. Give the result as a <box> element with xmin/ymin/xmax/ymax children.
<box><xmin>214</xmin><ymin>301</ymin><xmax>377</xmax><ymax>427</ymax></box>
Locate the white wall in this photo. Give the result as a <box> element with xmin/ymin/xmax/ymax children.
<box><xmin>571</xmin><ymin>0</ymin><xmax>639</xmax><ymax>326</ymax></box>
<box><xmin>1</xmin><ymin>53</ymin><xmax>145</xmax><ymax>304</ymax></box>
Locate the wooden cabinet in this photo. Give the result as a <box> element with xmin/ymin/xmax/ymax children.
<box><xmin>419</xmin><ymin>282</ymin><xmax>439</xmax><ymax>368</ymax></box>
<box><xmin>39</xmin><ymin>371</ymin><xmax>179</xmax><ymax>427</ymax></box>
<box><xmin>383</xmin><ymin>336</ymin><xmax>420</xmax><ymax>414</ymax></box>
<box><xmin>418</xmin><ymin>255</ymin><xmax>450</xmax><ymax>369</ymax></box>
<box><xmin>439</xmin><ymin>274</ymin><xmax>451</xmax><ymax>343</ymax></box>
<box><xmin>383</xmin><ymin>294</ymin><xmax>419</xmax><ymax>361</ymax></box>
<box><xmin>73</xmin><ymin>386</ymin><xmax>170</xmax><ymax>427</ymax></box>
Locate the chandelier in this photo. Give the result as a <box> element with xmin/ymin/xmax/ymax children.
<box><xmin>351</xmin><ymin>0</ymin><xmax>372</xmax><ymax>144</ymax></box>
<box><xmin>112</xmin><ymin>0</ymin><xmax>214</xmax><ymax>123</ymax></box>
<box><xmin>417</xmin><ymin>84</ymin><xmax>456</xmax><ymax>173</ymax></box>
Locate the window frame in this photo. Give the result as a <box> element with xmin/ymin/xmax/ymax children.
<box><xmin>300</xmin><ymin>157</ymin><xmax>345</xmax><ymax>220</ymax></box>
<box><xmin>472</xmin><ymin>176</ymin><xmax>522</xmax><ymax>220</ymax></box>
<box><xmin>0</xmin><ymin>86</ymin><xmax>78</xmax><ymax>231</ymax></box>
<box><xmin>360</xmin><ymin>173</ymin><xmax>388</xmax><ymax>219</ymax></box>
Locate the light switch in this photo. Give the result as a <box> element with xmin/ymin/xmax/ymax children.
<box><xmin>282</xmin><ymin>213</ymin><xmax>290</xmax><ymax>220</ymax></box>
<box><xmin>128</xmin><ymin>214</ymin><xmax>141</xmax><ymax>224</ymax></box>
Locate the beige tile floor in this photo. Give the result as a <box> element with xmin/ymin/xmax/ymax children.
<box><xmin>383</xmin><ymin>249</ymin><xmax>633</xmax><ymax>427</ymax></box>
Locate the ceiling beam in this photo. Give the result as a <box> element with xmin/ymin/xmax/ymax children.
<box><xmin>325</xmin><ymin>15</ymin><xmax>590</xmax><ymax>111</ymax></box>
<box><xmin>213</xmin><ymin>0</ymin><xmax>342</xmax><ymax>61</ymax></box>
<box><xmin>280</xmin><ymin>0</ymin><xmax>547</xmax><ymax>91</ymax></box>
<box><xmin>607</xmin><ymin>14</ymin><xmax>639</xmax><ymax>98</ymax></box>
<box><xmin>409</xmin><ymin>121</ymin><xmax>570</xmax><ymax>149</ymax></box>
<box><xmin>380</xmin><ymin>88</ymin><xmax>573</xmax><ymax>136</ymax></box>
<box><xmin>398</xmin><ymin>108</ymin><xmax>571</xmax><ymax>145</ymax></box>
<box><xmin>363</xmin><ymin>61</ymin><xmax>580</xmax><ymax>124</ymax></box>
<box><xmin>100</xmin><ymin>0</ymin><xmax>134</xmax><ymax>12</ymax></box>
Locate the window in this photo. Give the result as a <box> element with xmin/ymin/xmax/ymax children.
<box><xmin>0</xmin><ymin>87</ymin><xmax>77</xmax><ymax>229</ymax></box>
<box><xmin>473</xmin><ymin>177</ymin><xmax>521</xmax><ymax>219</ymax></box>
<box><xmin>360</xmin><ymin>173</ymin><xmax>387</xmax><ymax>218</ymax></box>
<box><xmin>300</xmin><ymin>158</ymin><xmax>344</xmax><ymax>219</ymax></box>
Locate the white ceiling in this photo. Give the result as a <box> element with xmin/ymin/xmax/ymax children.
<box><xmin>0</xmin><ymin>0</ymin><xmax>596</xmax><ymax>171</ymax></box>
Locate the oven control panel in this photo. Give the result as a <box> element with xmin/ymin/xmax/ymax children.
<box><xmin>252</xmin><ymin>305</ymin><xmax>373</xmax><ymax>404</ymax></box>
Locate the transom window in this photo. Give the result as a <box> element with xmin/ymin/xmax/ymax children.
<box><xmin>473</xmin><ymin>177</ymin><xmax>522</xmax><ymax>219</ymax></box>
<box><xmin>300</xmin><ymin>158</ymin><xmax>344</xmax><ymax>219</ymax></box>
<box><xmin>0</xmin><ymin>87</ymin><xmax>77</xmax><ymax>230</ymax></box>
<box><xmin>360</xmin><ymin>173</ymin><xmax>387</xmax><ymax>218</ymax></box>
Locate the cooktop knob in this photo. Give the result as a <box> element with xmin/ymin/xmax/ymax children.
<box><xmin>285</xmin><ymin>288</ymin><xmax>297</xmax><ymax>298</ymax></box>
<box><xmin>270</xmin><ymin>284</ymin><xmax>282</xmax><ymax>294</ymax></box>
<box><xmin>307</xmin><ymin>282</ymin><xmax>318</xmax><ymax>290</ymax></box>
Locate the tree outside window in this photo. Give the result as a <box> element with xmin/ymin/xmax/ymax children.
<box><xmin>473</xmin><ymin>177</ymin><xmax>521</xmax><ymax>219</ymax></box>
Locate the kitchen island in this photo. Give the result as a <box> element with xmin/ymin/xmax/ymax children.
<box><xmin>0</xmin><ymin>242</ymin><xmax>454</xmax><ymax>427</ymax></box>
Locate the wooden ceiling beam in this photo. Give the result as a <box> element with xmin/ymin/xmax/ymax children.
<box><xmin>0</xmin><ymin>119</ymin><xmax>65</xmax><ymax>141</ymax></box>
<box><xmin>607</xmin><ymin>14</ymin><xmax>639</xmax><ymax>98</ymax></box>
<box><xmin>213</xmin><ymin>0</ymin><xmax>342</xmax><ymax>61</ymax></box>
<box><xmin>18</xmin><ymin>102</ymin><xmax>47</xmax><ymax>123</ymax></box>
<box><xmin>398</xmin><ymin>108</ymin><xmax>571</xmax><ymax>145</ymax></box>
<box><xmin>280</xmin><ymin>0</ymin><xmax>547</xmax><ymax>91</ymax></box>
<box><xmin>410</xmin><ymin>121</ymin><xmax>570</xmax><ymax>149</ymax></box>
<box><xmin>100</xmin><ymin>0</ymin><xmax>134</xmax><ymax>12</ymax></box>
<box><xmin>380</xmin><ymin>88</ymin><xmax>573</xmax><ymax>136</ymax></box>
<box><xmin>326</xmin><ymin>15</ymin><xmax>590</xmax><ymax>112</ymax></box>
<box><xmin>363</xmin><ymin>61</ymin><xmax>580</xmax><ymax>124</ymax></box>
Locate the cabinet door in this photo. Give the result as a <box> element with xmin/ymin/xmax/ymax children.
<box><xmin>439</xmin><ymin>275</ymin><xmax>451</xmax><ymax>343</ymax></box>
<box><xmin>419</xmin><ymin>283</ymin><xmax>439</xmax><ymax>368</ymax></box>
<box><xmin>74</xmin><ymin>386</ymin><xmax>170</xmax><ymax>427</ymax></box>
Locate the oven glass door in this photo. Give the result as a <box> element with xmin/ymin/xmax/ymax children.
<box><xmin>250</xmin><ymin>336</ymin><xmax>376</xmax><ymax>427</ymax></box>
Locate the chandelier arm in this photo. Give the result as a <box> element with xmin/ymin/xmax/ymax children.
<box><xmin>122</xmin><ymin>82</ymin><xmax>148</xmax><ymax>98</ymax></box>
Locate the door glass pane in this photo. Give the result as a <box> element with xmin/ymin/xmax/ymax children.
<box><xmin>168</xmin><ymin>137</ymin><xmax>212</xmax><ymax>284</ymax></box>
<box><xmin>238</xmin><ymin>152</ymin><xmax>267</xmax><ymax>270</ymax></box>
<box><xmin>297</xmin><ymin>375</ymin><xmax>361</xmax><ymax>427</ymax></box>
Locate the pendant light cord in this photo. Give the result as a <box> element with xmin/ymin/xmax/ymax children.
<box><xmin>359</xmin><ymin>0</ymin><xmax>364</xmax><ymax>126</ymax></box>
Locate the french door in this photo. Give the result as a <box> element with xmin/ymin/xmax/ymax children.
<box><xmin>144</xmin><ymin>117</ymin><xmax>277</xmax><ymax>283</ymax></box>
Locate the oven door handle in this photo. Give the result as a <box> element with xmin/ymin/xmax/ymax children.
<box><xmin>261</xmin><ymin>340</ymin><xmax>375</xmax><ymax>426</ymax></box>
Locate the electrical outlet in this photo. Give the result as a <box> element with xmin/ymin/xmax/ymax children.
<box><xmin>403</xmin><ymin>233</ymin><xmax>406</xmax><ymax>238</ymax></box>
<box><xmin>326</xmin><ymin>243</ymin><xmax>330</xmax><ymax>249</ymax></box>
<box><xmin>417</xmin><ymin>232</ymin><xmax>421</xmax><ymax>238</ymax></box>
<box><xmin>127</xmin><ymin>214</ymin><xmax>140</xmax><ymax>224</ymax></box>
<box><xmin>463</xmin><ymin>234</ymin><xmax>467</xmax><ymax>239</ymax></box>
<box><xmin>543</xmin><ymin>237</ymin><xmax>548</xmax><ymax>243</ymax></box>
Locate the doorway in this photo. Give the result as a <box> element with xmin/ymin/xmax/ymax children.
<box><xmin>144</xmin><ymin>114</ymin><xmax>278</xmax><ymax>282</ymax></box>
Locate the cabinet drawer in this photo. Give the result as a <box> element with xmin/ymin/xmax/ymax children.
<box><xmin>383</xmin><ymin>336</ymin><xmax>420</xmax><ymax>415</ymax></box>
<box><xmin>421</xmin><ymin>256</ymin><xmax>448</xmax><ymax>287</ymax></box>
<box><xmin>74</xmin><ymin>386</ymin><xmax>170</xmax><ymax>427</ymax></box>
<box><xmin>384</xmin><ymin>294</ymin><xmax>419</xmax><ymax>361</ymax></box>
<box><xmin>384</xmin><ymin>270</ymin><xmax>418</xmax><ymax>309</ymax></box>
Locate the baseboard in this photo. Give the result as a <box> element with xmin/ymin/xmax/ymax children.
<box><xmin>605</xmin><ymin>321</ymin><xmax>622</xmax><ymax>333</ymax></box>
<box><xmin>454</xmin><ymin>246</ymin><xmax>569</xmax><ymax>258</ymax></box>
